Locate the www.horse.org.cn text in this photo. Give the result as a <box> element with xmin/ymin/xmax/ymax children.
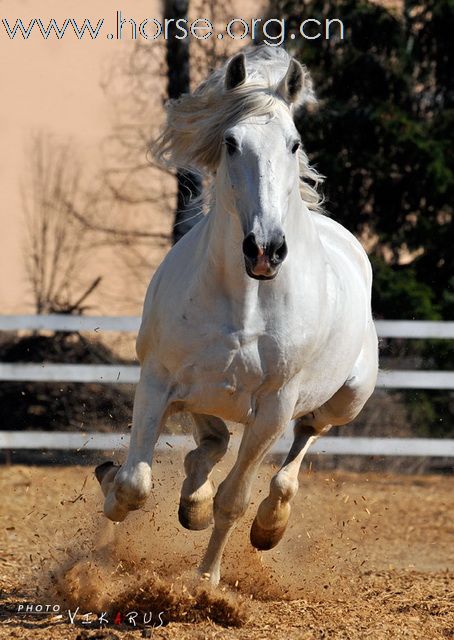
<box><xmin>1</xmin><ymin>14</ymin><xmax>345</xmax><ymax>44</ymax></box>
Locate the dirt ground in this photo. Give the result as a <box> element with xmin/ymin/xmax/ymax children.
<box><xmin>0</xmin><ymin>454</ymin><xmax>453</xmax><ymax>640</ymax></box>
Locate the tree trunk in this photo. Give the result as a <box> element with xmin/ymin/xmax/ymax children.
<box><xmin>164</xmin><ymin>0</ymin><xmax>203</xmax><ymax>244</ymax></box>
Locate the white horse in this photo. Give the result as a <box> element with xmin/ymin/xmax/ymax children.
<box><xmin>96</xmin><ymin>46</ymin><xmax>378</xmax><ymax>587</ymax></box>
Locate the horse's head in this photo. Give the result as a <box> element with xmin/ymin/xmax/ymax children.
<box><xmin>153</xmin><ymin>46</ymin><xmax>321</xmax><ymax>279</ymax></box>
<box><xmin>220</xmin><ymin>53</ymin><xmax>307</xmax><ymax>280</ymax></box>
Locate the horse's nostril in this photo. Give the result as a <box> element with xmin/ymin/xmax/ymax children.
<box><xmin>242</xmin><ymin>233</ymin><xmax>260</xmax><ymax>260</ymax></box>
<box><xmin>271</xmin><ymin>236</ymin><xmax>288</xmax><ymax>264</ymax></box>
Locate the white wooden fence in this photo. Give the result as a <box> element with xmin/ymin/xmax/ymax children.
<box><xmin>1</xmin><ymin>362</ymin><xmax>453</xmax><ymax>390</ymax></box>
<box><xmin>1</xmin><ymin>315</ymin><xmax>453</xmax><ymax>457</ymax></box>
<box><xmin>0</xmin><ymin>431</ymin><xmax>452</xmax><ymax>458</ymax></box>
<box><xmin>1</xmin><ymin>314</ymin><xmax>453</xmax><ymax>337</ymax></box>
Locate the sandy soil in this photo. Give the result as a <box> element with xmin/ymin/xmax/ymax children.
<box><xmin>1</xmin><ymin>455</ymin><xmax>453</xmax><ymax>639</ymax></box>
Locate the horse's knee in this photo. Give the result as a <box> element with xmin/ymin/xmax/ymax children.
<box><xmin>114</xmin><ymin>462</ymin><xmax>152</xmax><ymax>509</ymax></box>
<box><xmin>213</xmin><ymin>481</ymin><xmax>249</xmax><ymax>526</ymax></box>
<box><xmin>200</xmin><ymin>433</ymin><xmax>229</xmax><ymax>465</ymax></box>
<box><xmin>183</xmin><ymin>448</ymin><xmax>210</xmax><ymax>478</ymax></box>
<box><xmin>211</xmin><ymin>431</ymin><xmax>230</xmax><ymax>459</ymax></box>
<box><xmin>210</xmin><ymin>438</ymin><xmax>229</xmax><ymax>465</ymax></box>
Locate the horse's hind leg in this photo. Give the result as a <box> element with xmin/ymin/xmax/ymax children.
<box><xmin>179</xmin><ymin>414</ymin><xmax>230</xmax><ymax>531</ymax></box>
<box><xmin>251</xmin><ymin>327</ymin><xmax>378</xmax><ymax>550</ymax></box>
<box><xmin>95</xmin><ymin>364</ymin><xmax>168</xmax><ymax>522</ymax></box>
<box><xmin>250</xmin><ymin>422</ymin><xmax>319</xmax><ymax>550</ymax></box>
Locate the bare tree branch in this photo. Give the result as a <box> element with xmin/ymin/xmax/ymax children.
<box><xmin>22</xmin><ymin>133</ymin><xmax>102</xmax><ymax>315</ymax></box>
<box><xmin>62</xmin><ymin>200</ymin><xmax>170</xmax><ymax>241</ymax></box>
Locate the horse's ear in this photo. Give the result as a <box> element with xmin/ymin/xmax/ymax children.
<box><xmin>277</xmin><ymin>58</ymin><xmax>315</xmax><ymax>106</ymax></box>
<box><xmin>225</xmin><ymin>53</ymin><xmax>247</xmax><ymax>90</ymax></box>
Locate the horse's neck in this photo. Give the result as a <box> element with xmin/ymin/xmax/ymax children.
<box><xmin>203</xmin><ymin>203</ymin><xmax>257</xmax><ymax>319</ymax></box>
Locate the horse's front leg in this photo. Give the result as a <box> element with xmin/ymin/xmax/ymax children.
<box><xmin>95</xmin><ymin>365</ymin><xmax>168</xmax><ymax>522</ymax></box>
<box><xmin>179</xmin><ymin>414</ymin><xmax>230</xmax><ymax>531</ymax></box>
<box><xmin>250</xmin><ymin>420</ymin><xmax>320</xmax><ymax>550</ymax></box>
<box><xmin>198</xmin><ymin>398</ymin><xmax>293</xmax><ymax>586</ymax></box>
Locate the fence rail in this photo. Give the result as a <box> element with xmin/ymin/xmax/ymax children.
<box><xmin>0</xmin><ymin>315</ymin><xmax>141</xmax><ymax>333</ymax></box>
<box><xmin>0</xmin><ymin>431</ymin><xmax>453</xmax><ymax>457</ymax></box>
<box><xmin>1</xmin><ymin>315</ymin><xmax>454</xmax><ymax>338</ymax></box>
<box><xmin>0</xmin><ymin>363</ymin><xmax>453</xmax><ymax>389</ymax></box>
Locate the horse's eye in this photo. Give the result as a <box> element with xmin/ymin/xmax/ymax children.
<box><xmin>291</xmin><ymin>141</ymin><xmax>301</xmax><ymax>154</ymax></box>
<box><xmin>224</xmin><ymin>135</ymin><xmax>238</xmax><ymax>155</ymax></box>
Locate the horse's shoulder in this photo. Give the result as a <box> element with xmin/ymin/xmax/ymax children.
<box><xmin>311</xmin><ymin>212</ymin><xmax>372</xmax><ymax>287</ymax></box>
<box><xmin>312</xmin><ymin>212</ymin><xmax>362</xmax><ymax>249</ymax></box>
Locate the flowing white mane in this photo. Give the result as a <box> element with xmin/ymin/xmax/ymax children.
<box><xmin>153</xmin><ymin>45</ymin><xmax>323</xmax><ymax>212</ymax></box>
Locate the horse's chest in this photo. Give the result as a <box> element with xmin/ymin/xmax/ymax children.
<box><xmin>182</xmin><ymin>321</ymin><xmax>298</xmax><ymax>376</ymax></box>
<box><xmin>166</xmin><ymin>326</ymin><xmax>304</xmax><ymax>421</ymax></box>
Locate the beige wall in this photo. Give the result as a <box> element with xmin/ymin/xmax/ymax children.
<box><xmin>0</xmin><ymin>0</ymin><xmax>168</xmax><ymax>314</ymax></box>
<box><xmin>0</xmin><ymin>0</ymin><xmax>272</xmax><ymax>315</ymax></box>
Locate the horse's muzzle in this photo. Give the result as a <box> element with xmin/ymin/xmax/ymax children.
<box><xmin>242</xmin><ymin>232</ymin><xmax>288</xmax><ymax>280</ymax></box>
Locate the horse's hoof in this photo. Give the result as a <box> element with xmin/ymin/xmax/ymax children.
<box><xmin>250</xmin><ymin>517</ymin><xmax>287</xmax><ymax>551</ymax></box>
<box><xmin>103</xmin><ymin>491</ymin><xmax>129</xmax><ymax>522</ymax></box>
<box><xmin>178</xmin><ymin>498</ymin><xmax>213</xmax><ymax>531</ymax></box>
<box><xmin>95</xmin><ymin>461</ymin><xmax>120</xmax><ymax>496</ymax></box>
<box><xmin>95</xmin><ymin>461</ymin><xmax>115</xmax><ymax>483</ymax></box>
